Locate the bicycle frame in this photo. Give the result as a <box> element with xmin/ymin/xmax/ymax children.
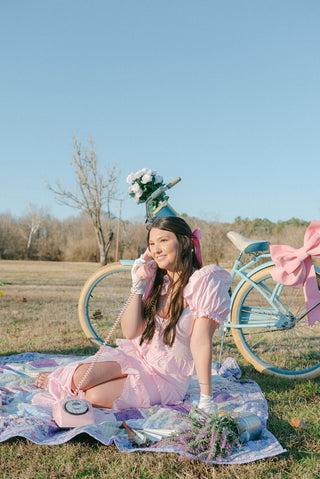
<box><xmin>225</xmin><ymin>252</ymin><xmax>320</xmax><ymax>329</ymax></box>
<box><xmin>224</xmin><ymin>253</ymin><xmax>290</xmax><ymax>330</ymax></box>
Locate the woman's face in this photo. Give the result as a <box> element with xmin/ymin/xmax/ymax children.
<box><xmin>148</xmin><ymin>228</ymin><xmax>179</xmax><ymax>273</ymax></box>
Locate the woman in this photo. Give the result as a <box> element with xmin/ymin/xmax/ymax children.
<box><xmin>35</xmin><ymin>217</ymin><xmax>231</xmax><ymax>414</ymax></box>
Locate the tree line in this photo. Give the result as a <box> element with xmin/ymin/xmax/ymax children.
<box><xmin>0</xmin><ymin>211</ymin><xmax>309</xmax><ymax>267</ymax></box>
<box><xmin>1</xmin><ymin>136</ymin><xmax>310</xmax><ymax>266</ymax></box>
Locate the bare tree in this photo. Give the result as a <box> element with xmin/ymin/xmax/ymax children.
<box><xmin>46</xmin><ymin>136</ymin><xmax>120</xmax><ymax>265</ymax></box>
<box><xmin>18</xmin><ymin>204</ymin><xmax>44</xmax><ymax>258</ymax></box>
<box><xmin>25</xmin><ymin>206</ymin><xmax>41</xmax><ymax>256</ymax></box>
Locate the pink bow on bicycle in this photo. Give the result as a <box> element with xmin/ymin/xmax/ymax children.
<box><xmin>270</xmin><ymin>219</ymin><xmax>320</xmax><ymax>326</ymax></box>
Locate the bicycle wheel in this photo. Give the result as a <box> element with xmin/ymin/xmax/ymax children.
<box><xmin>231</xmin><ymin>264</ymin><xmax>320</xmax><ymax>379</ymax></box>
<box><xmin>78</xmin><ymin>263</ymin><xmax>132</xmax><ymax>347</ymax></box>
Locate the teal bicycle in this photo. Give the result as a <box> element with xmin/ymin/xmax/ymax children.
<box><xmin>78</xmin><ymin>179</ymin><xmax>320</xmax><ymax>380</ymax></box>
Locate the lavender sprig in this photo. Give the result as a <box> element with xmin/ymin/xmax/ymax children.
<box><xmin>155</xmin><ymin>406</ymin><xmax>241</xmax><ymax>463</ymax></box>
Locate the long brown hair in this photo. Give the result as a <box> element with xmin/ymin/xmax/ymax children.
<box><xmin>140</xmin><ymin>216</ymin><xmax>202</xmax><ymax>347</ymax></box>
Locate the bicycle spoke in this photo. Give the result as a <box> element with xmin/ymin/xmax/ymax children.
<box><xmin>294</xmin><ymin>326</ymin><xmax>320</xmax><ymax>355</ymax></box>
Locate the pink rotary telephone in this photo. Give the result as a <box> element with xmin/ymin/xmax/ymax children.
<box><xmin>53</xmin><ymin>395</ymin><xmax>95</xmax><ymax>428</ymax></box>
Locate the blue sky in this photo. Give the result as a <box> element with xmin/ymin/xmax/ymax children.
<box><xmin>1</xmin><ymin>1</ymin><xmax>319</xmax><ymax>224</ymax></box>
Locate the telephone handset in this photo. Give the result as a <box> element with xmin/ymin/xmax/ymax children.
<box><xmin>52</xmin><ymin>252</ymin><xmax>154</xmax><ymax>429</ymax></box>
<box><xmin>141</xmin><ymin>248</ymin><xmax>152</xmax><ymax>262</ymax></box>
<box><xmin>135</xmin><ymin>249</ymin><xmax>155</xmax><ymax>280</ymax></box>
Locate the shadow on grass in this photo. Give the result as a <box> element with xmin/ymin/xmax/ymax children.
<box><xmin>2</xmin><ymin>432</ymin><xmax>102</xmax><ymax>447</ymax></box>
<box><xmin>0</xmin><ymin>346</ymin><xmax>99</xmax><ymax>358</ymax></box>
<box><xmin>235</xmin><ymin>363</ymin><xmax>320</xmax><ymax>393</ymax></box>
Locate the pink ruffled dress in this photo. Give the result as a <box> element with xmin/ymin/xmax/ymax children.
<box><xmin>47</xmin><ymin>265</ymin><xmax>231</xmax><ymax>410</ymax></box>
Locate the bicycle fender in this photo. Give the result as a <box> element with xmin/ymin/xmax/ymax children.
<box><xmin>230</xmin><ymin>260</ymin><xmax>275</xmax><ymax>301</ymax></box>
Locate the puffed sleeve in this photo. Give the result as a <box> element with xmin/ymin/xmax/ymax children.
<box><xmin>183</xmin><ymin>265</ymin><xmax>232</xmax><ymax>325</ymax></box>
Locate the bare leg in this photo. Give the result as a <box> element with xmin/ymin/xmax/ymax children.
<box><xmin>72</xmin><ymin>361</ymin><xmax>126</xmax><ymax>392</ymax></box>
<box><xmin>35</xmin><ymin>361</ymin><xmax>127</xmax><ymax>408</ymax></box>
<box><xmin>73</xmin><ymin>361</ymin><xmax>128</xmax><ymax>408</ymax></box>
<box><xmin>85</xmin><ymin>377</ymin><xmax>127</xmax><ymax>408</ymax></box>
<box><xmin>35</xmin><ymin>361</ymin><xmax>125</xmax><ymax>393</ymax></box>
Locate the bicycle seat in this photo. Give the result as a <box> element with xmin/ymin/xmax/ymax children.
<box><xmin>227</xmin><ymin>231</ymin><xmax>270</xmax><ymax>254</ymax></box>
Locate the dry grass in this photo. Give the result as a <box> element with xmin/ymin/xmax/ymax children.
<box><xmin>0</xmin><ymin>260</ymin><xmax>320</xmax><ymax>479</ymax></box>
<box><xmin>0</xmin><ymin>260</ymin><xmax>98</xmax><ymax>356</ymax></box>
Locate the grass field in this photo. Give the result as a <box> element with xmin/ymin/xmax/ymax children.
<box><xmin>0</xmin><ymin>260</ymin><xmax>320</xmax><ymax>478</ymax></box>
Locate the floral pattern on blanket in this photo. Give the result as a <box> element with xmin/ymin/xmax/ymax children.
<box><xmin>0</xmin><ymin>353</ymin><xmax>286</xmax><ymax>464</ymax></box>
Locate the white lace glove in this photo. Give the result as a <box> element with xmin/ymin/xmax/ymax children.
<box><xmin>198</xmin><ymin>394</ymin><xmax>217</xmax><ymax>415</ymax></box>
<box><xmin>131</xmin><ymin>257</ymin><xmax>149</xmax><ymax>294</ymax></box>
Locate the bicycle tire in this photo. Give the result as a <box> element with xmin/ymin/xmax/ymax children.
<box><xmin>230</xmin><ymin>264</ymin><xmax>320</xmax><ymax>379</ymax></box>
<box><xmin>78</xmin><ymin>263</ymin><xmax>132</xmax><ymax>347</ymax></box>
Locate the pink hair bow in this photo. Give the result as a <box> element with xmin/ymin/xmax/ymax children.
<box><xmin>192</xmin><ymin>228</ymin><xmax>203</xmax><ymax>266</ymax></box>
<box><xmin>270</xmin><ymin>219</ymin><xmax>320</xmax><ymax>326</ymax></box>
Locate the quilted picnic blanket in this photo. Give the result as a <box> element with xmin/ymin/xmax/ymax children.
<box><xmin>0</xmin><ymin>353</ymin><xmax>286</xmax><ymax>465</ymax></box>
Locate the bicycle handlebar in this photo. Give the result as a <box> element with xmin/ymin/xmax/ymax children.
<box><xmin>145</xmin><ymin>176</ymin><xmax>181</xmax><ymax>223</ymax></box>
<box><xmin>147</xmin><ymin>177</ymin><xmax>181</xmax><ymax>201</ymax></box>
<box><xmin>167</xmin><ymin>177</ymin><xmax>181</xmax><ymax>189</ymax></box>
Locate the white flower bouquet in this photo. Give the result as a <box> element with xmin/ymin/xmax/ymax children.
<box><xmin>127</xmin><ymin>168</ymin><xmax>169</xmax><ymax>209</ymax></box>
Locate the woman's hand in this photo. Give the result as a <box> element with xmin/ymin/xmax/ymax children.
<box><xmin>131</xmin><ymin>257</ymin><xmax>149</xmax><ymax>294</ymax></box>
<box><xmin>131</xmin><ymin>250</ymin><xmax>156</xmax><ymax>295</ymax></box>
<box><xmin>122</xmin><ymin>250</ymin><xmax>156</xmax><ymax>339</ymax></box>
<box><xmin>198</xmin><ymin>393</ymin><xmax>217</xmax><ymax>414</ymax></box>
